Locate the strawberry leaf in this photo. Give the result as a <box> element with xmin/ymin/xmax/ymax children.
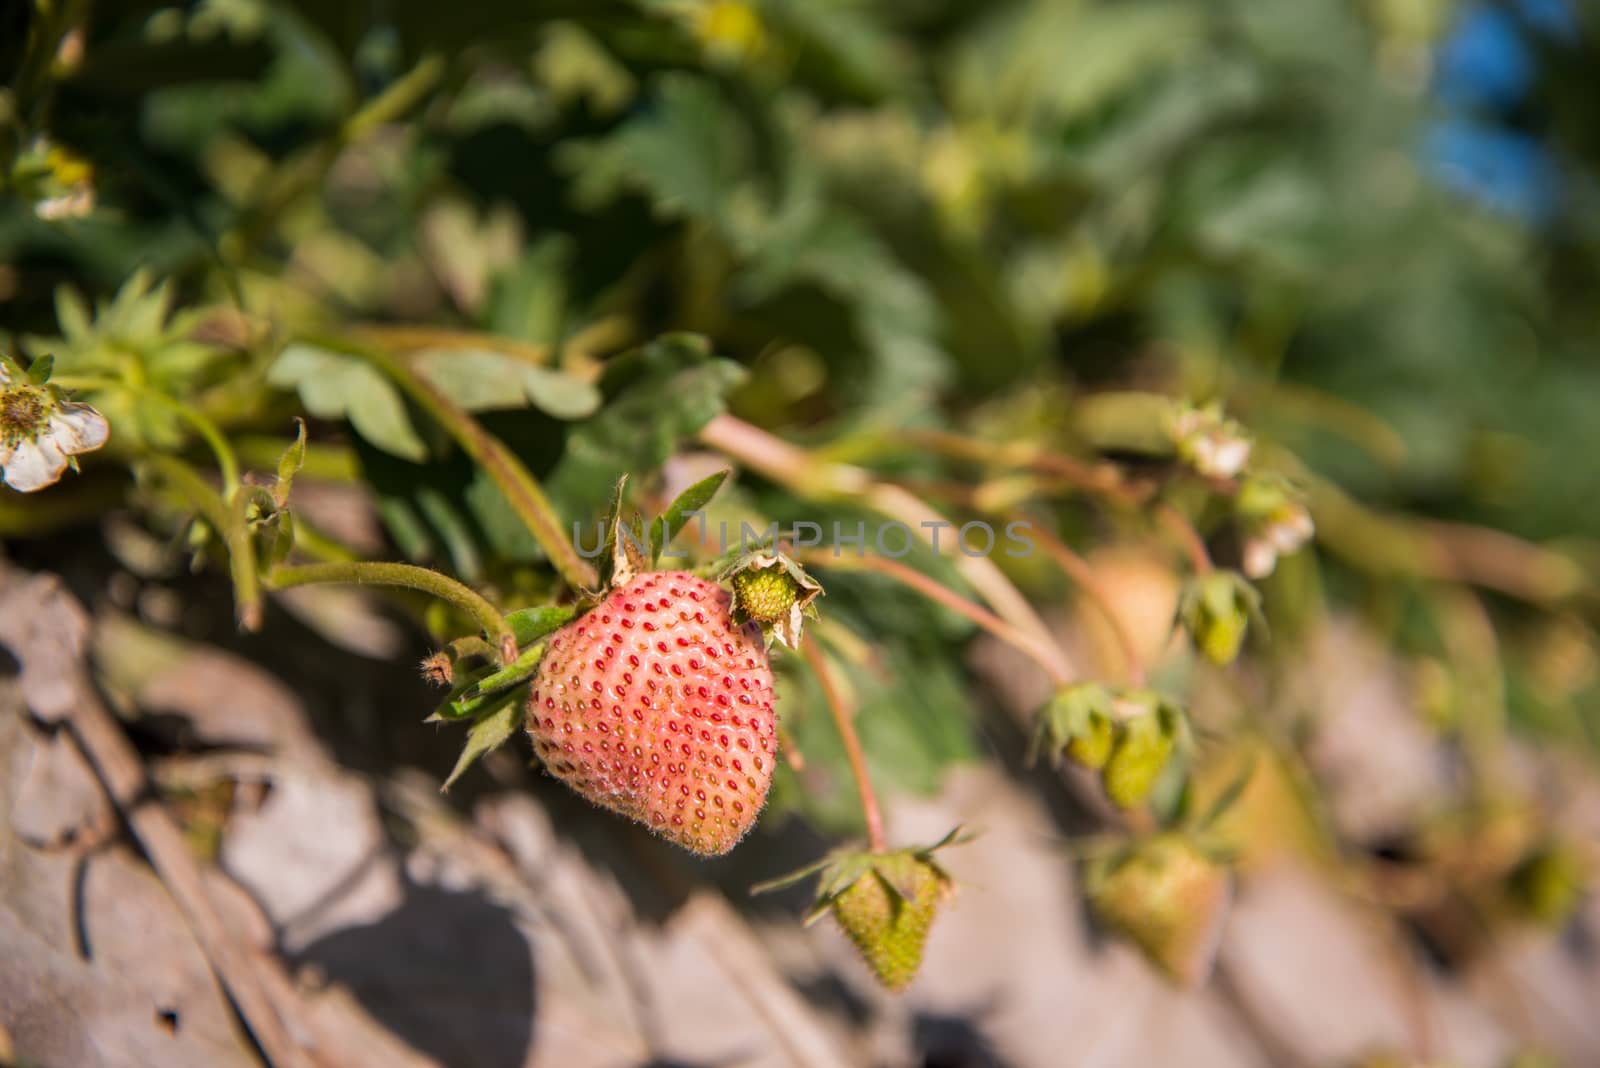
<box><xmin>651</xmin><ymin>468</ymin><xmax>727</xmax><ymax>564</ymax></box>
<box><xmin>504</xmin><ymin>605</ymin><xmax>575</xmax><ymax>645</ymax></box>
<box><xmin>443</xmin><ymin>690</ymin><xmax>521</xmax><ymax>790</ymax></box>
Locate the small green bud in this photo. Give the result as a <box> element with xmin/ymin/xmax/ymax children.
<box><xmin>719</xmin><ymin>548</ymin><xmax>823</xmax><ymax>647</ymax></box>
<box><xmin>1103</xmin><ymin>712</ymin><xmax>1173</xmax><ymax>808</ymax></box>
<box><xmin>1088</xmin><ymin>834</ymin><xmax>1231</xmax><ymax>987</ymax></box>
<box><xmin>1178</xmin><ymin>571</ymin><xmax>1261</xmax><ymax>667</ymax></box>
<box><xmin>1100</xmin><ymin>692</ymin><xmax>1187</xmax><ymax>809</ymax></box>
<box><xmin>1067</xmin><ymin>712</ymin><xmax>1115</xmax><ymax>770</ymax></box>
<box><xmin>1028</xmin><ymin>682</ymin><xmax>1117</xmax><ymax>769</ymax></box>
<box><xmin>829</xmin><ymin>853</ymin><xmax>951</xmax><ymax>991</ymax></box>
<box><xmin>752</xmin><ymin>828</ymin><xmax>967</xmax><ymax>994</ymax></box>
<box><xmin>732</xmin><ymin>564</ymin><xmax>801</xmax><ymax>624</ymax></box>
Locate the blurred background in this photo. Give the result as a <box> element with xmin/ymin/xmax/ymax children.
<box><xmin>3</xmin><ymin>2</ymin><xmax>1600</xmax><ymax>1066</ymax></box>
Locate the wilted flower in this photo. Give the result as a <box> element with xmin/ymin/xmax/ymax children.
<box><xmin>1171</xmin><ymin>403</ymin><xmax>1251</xmax><ymax>480</ymax></box>
<box><xmin>0</xmin><ymin>363</ymin><xmax>110</xmax><ymax>492</ymax></box>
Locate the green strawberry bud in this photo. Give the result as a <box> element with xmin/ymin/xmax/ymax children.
<box><xmin>1102</xmin><ymin>699</ymin><xmax>1177</xmax><ymax>808</ymax></box>
<box><xmin>1088</xmin><ymin>834</ymin><xmax>1231</xmax><ymax>987</ymax></box>
<box><xmin>830</xmin><ymin>853</ymin><xmax>951</xmax><ymax>991</ymax></box>
<box><xmin>1028</xmin><ymin>682</ymin><xmax>1117</xmax><ymax>769</ymax></box>
<box><xmin>732</xmin><ymin>563</ymin><xmax>801</xmax><ymax>624</ymax></box>
<box><xmin>719</xmin><ymin>548</ymin><xmax>823</xmax><ymax>647</ymax></box>
<box><xmin>752</xmin><ymin>828</ymin><xmax>967</xmax><ymax>994</ymax></box>
<box><xmin>1178</xmin><ymin>571</ymin><xmax>1261</xmax><ymax>667</ymax></box>
<box><xmin>1066</xmin><ymin>710</ymin><xmax>1114</xmax><ymax>770</ymax></box>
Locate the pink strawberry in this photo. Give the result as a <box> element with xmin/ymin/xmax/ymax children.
<box><xmin>526</xmin><ymin>570</ymin><xmax>778</xmax><ymax>855</ymax></box>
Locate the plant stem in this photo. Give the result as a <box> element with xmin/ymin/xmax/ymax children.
<box><xmin>265</xmin><ymin>560</ymin><xmax>517</xmax><ymax>664</ymax></box>
<box><xmin>894</xmin><ymin>428</ymin><xmax>1147</xmax><ymax>505</ymax></box>
<box><xmin>318</xmin><ymin>335</ymin><xmax>598</xmax><ymax>592</ymax></box>
<box><xmin>143</xmin><ymin>454</ymin><xmax>262</xmax><ymax>630</ymax></box>
<box><xmin>1154</xmin><ymin>501</ymin><xmax>1213</xmax><ymax>575</ymax></box>
<box><xmin>801</xmin><ymin>636</ymin><xmax>886</xmax><ymax>852</ymax></box>
<box><xmin>809</xmin><ymin>550</ymin><xmax>1072</xmax><ymax>688</ymax></box>
<box><xmin>285</xmin><ymin>516</ymin><xmax>362</xmax><ymax>563</ymax></box>
<box><xmin>160</xmin><ymin>396</ymin><xmax>241</xmax><ymax>497</ymax></box>
<box><xmin>699</xmin><ymin>414</ymin><xmax>1069</xmax><ymax>675</ymax></box>
<box><xmin>54</xmin><ymin>377</ymin><xmax>242</xmax><ymax>494</ymax></box>
<box><xmin>1019</xmin><ymin>516</ymin><xmax>1147</xmax><ymax>686</ymax></box>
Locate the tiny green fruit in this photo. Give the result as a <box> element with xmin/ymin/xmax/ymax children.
<box><xmin>831</xmin><ymin>854</ymin><xmax>951</xmax><ymax>992</ymax></box>
<box><xmin>1178</xmin><ymin>570</ymin><xmax>1261</xmax><ymax>667</ymax></box>
<box><xmin>731</xmin><ymin>564</ymin><xmax>801</xmax><ymax>625</ymax></box>
<box><xmin>1102</xmin><ymin>703</ymin><xmax>1175</xmax><ymax>808</ymax></box>
<box><xmin>752</xmin><ymin>828</ymin><xmax>966</xmax><ymax>994</ymax></box>
<box><xmin>1088</xmin><ymin>834</ymin><xmax>1230</xmax><ymax>987</ymax></box>
<box><xmin>1028</xmin><ymin>682</ymin><xmax>1117</xmax><ymax>770</ymax></box>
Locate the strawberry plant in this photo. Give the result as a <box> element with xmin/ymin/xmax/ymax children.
<box><xmin>3</xmin><ymin>1</ymin><xmax>1599</xmax><ymax>1064</ymax></box>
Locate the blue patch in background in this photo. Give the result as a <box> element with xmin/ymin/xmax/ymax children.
<box><xmin>1427</xmin><ymin>0</ymin><xmax>1574</xmax><ymax>222</ymax></box>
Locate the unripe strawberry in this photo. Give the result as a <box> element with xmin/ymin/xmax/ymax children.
<box><xmin>830</xmin><ymin>854</ymin><xmax>951</xmax><ymax>991</ymax></box>
<box><xmin>731</xmin><ymin>564</ymin><xmax>800</xmax><ymax>625</ymax></box>
<box><xmin>720</xmin><ymin>549</ymin><xmax>822</xmax><ymax>648</ymax></box>
<box><xmin>1088</xmin><ymin>834</ymin><xmax>1231</xmax><ymax>987</ymax></box>
<box><xmin>754</xmin><ymin>829</ymin><xmax>966</xmax><ymax>994</ymax></box>
<box><xmin>1068</xmin><ymin>713</ymin><xmax>1114</xmax><ymax>769</ymax></box>
<box><xmin>1102</xmin><ymin>698</ymin><xmax>1177</xmax><ymax>808</ymax></box>
<box><xmin>1028</xmin><ymin>682</ymin><xmax>1117</xmax><ymax>770</ymax></box>
<box><xmin>1178</xmin><ymin>571</ymin><xmax>1261</xmax><ymax>667</ymax></box>
<box><xmin>526</xmin><ymin>570</ymin><xmax>777</xmax><ymax>855</ymax></box>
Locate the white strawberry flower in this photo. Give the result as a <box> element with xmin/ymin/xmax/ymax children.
<box><xmin>1171</xmin><ymin>404</ymin><xmax>1252</xmax><ymax>480</ymax></box>
<box><xmin>1241</xmin><ymin>501</ymin><xmax>1315</xmax><ymax>579</ymax></box>
<box><xmin>0</xmin><ymin>364</ymin><xmax>110</xmax><ymax>492</ymax></box>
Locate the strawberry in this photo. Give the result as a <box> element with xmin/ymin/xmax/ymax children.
<box><xmin>752</xmin><ymin>829</ymin><xmax>966</xmax><ymax>993</ymax></box>
<box><xmin>1088</xmin><ymin>834</ymin><xmax>1231</xmax><ymax>987</ymax></box>
<box><xmin>829</xmin><ymin>853</ymin><xmax>951</xmax><ymax>991</ymax></box>
<box><xmin>720</xmin><ymin>548</ymin><xmax>823</xmax><ymax>648</ymax></box>
<box><xmin>731</xmin><ymin>564</ymin><xmax>800</xmax><ymax>625</ymax></box>
<box><xmin>1101</xmin><ymin>690</ymin><xmax>1188</xmax><ymax>809</ymax></box>
<box><xmin>526</xmin><ymin>570</ymin><xmax>777</xmax><ymax>855</ymax></box>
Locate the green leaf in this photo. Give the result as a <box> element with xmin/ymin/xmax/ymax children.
<box><xmin>269</xmin><ymin>511</ymin><xmax>296</xmax><ymax>567</ymax></box>
<box><xmin>595</xmin><ymin>475</ymin><xmax>630</xmax><ymax>590</ymax></box>
<box><xmin>650</xmin><ymin>469</ymin><xmax>728</xmax><ymax>564</ymax></box>
<box><xmin>54</xmin><ymin>287</ymin><xmax>92</xmax><ymax>346</ymax></box>
<box><xmin>25</xmin><ymin>354</ymin><xmax>54</xmax><ymax>385</ymax></box>
<box><xmin>274</xmin><ymin>418</ymin><xmax>307</xmax><ymax>508</ymax></box>
<box><xmin>413</xmin><ymin>348</ymin><xmax>601</xmax><ymax>420</ymax></box>
<box><xmin>1196</xmin><ymin>756</ymin><xmax>1257</xmax><ymax>832</ymax></box>
<box><xmin>546</xmin><ymin>335</ymin><xmax>746</xmax><ymax>516</ymax></box>
<box><xmin>504</xmin><ymin>604</ymin><xmax>576</xmax><ymax>645</ymax></box>
<box><xmin>563</xmin><ymin>74</ymin><xmax>748</xmax><ymax>223</ymax></box>
<box><xmin>442</xmin><ymin>691</ymin><xmax>521</xmax><ymax>790</ymax></box>
<box><xmin>268</xmin><ymin>344</ymin><xmax>428</xmax><ymax>462</ymax></box>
